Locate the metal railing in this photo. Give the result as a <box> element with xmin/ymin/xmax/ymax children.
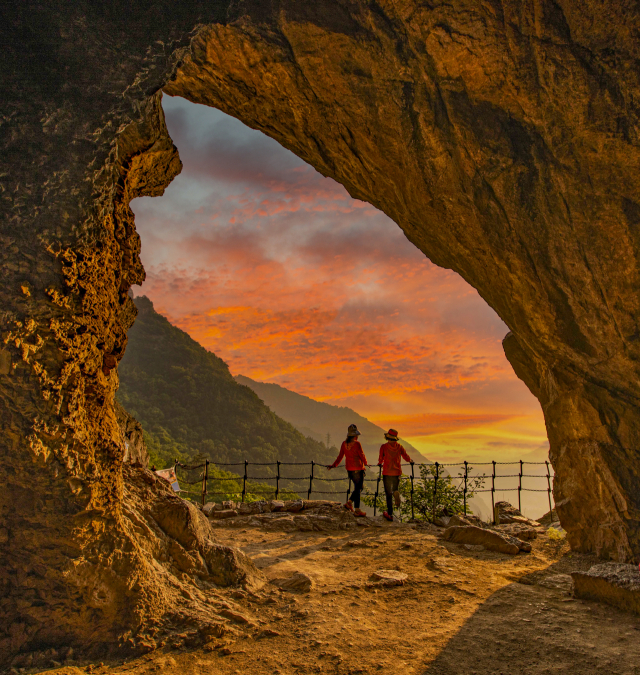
<box><xmin>171</xmin><ymin>458</ymin><xmax>556</xmax><ymax>524</ymax></box>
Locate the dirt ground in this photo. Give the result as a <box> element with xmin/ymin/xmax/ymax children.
<box><xmin>35</xmin><ymin>524</ymin><xmax>639</xmax><ymax>675</ymax></box>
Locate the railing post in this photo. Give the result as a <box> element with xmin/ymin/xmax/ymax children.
<box><xmin>518</xmin><ymin>460</ymin><xmax>523</xmax><ymax>513</ymax></box>
<box><xmin>546</xmin><ymin>460</ymin><xmax>553</xmax><ymax>522</ymax></box>
<box><xmin>202</xmin><ymin>459</ymin><xmax>209</xmax><ymax>507</ymax></box>
<box><xmin>410</xmin><ymin>462</ymin><xmax>415</xmax><ymax>521</ymax></box>
<box><xmin>276</xmin><ymin>460</ymin><xmax>280</xmax><ymax>500</ymax></box>
<box><xmin>432</xmin><ymin>462</ymin><xmax>439</xmax><ymax>522</ymax></box>
<box><xmin>242</xmin><ymin>460</ymin><xmax>248</xmax><ymax>503</ymax></box>
<box><xmin>374</xmin><ymin>465</ymin><xmax>382</xmax><ymax>517</ymax></box>
<box><xmin>463</xmin><ymin>460</ymin><xmax>468</xmax><ymax>515</ymax></box>
<box><xmin>491</xmin><ymin>461</ymin><xmax>496</xmax><ymax>524</ymax></box>
<box><xmin>308</xmin><ymin>461</ymin><xmax>314</xmax><ymax>500</ymax></box>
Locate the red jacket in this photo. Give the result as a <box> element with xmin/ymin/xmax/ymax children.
<box><xmin>331</xmin><ymin>440</ymin><xmax>368</xmax><ymax>471</ymax></box>
<box><xmin>378</xmin><ymin>442</ymin><xmax>412</xmax><ymax>476</ymax></box>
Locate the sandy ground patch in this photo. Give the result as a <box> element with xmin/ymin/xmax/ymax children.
<box><xmin>29</xmin><ymin>525</ymin><xmax>639</xmax><ymax>675</ymax></box>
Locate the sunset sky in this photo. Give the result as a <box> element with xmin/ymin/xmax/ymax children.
<box><xmin>131</xmin><ymin>94</ymin><xmax>549</xmax><ymax>464</ymax></box>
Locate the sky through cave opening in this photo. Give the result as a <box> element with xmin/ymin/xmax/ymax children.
<box><xmin>130</xmin><ymin>94</ymin><xmax>548</xmax><ymax>467</ymax></box>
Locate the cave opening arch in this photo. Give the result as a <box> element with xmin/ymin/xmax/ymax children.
<box><xmin>127</xmin><ymin>92</ymin><xmax>549</xmax><ymax>511</ymax></box>
<box><xmin>3</xmin><ymin>0</ymin><xmax>640</xmax><ymax>663</ymax></box>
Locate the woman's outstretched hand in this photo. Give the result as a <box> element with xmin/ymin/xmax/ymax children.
<box><xmin>326</xmin><ymin>465</ymin><xmax>333</xmax><ymax>470</ymax></box>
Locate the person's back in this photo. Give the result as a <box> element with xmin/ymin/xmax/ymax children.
<box><xmin>327</xmin><ymin>424</ymin><xmax>368</xmax><ymax>516</ymax></box>
<box><xmin>378</xmin><ymin>429</ymin><xmax>412</xmax><ymax>521</ymax></box>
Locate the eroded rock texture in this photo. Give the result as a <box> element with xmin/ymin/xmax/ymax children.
<box><xmin>2</xmin><ymin>0</ymin><xmax>640</xmax><ymax>662</ymax></box>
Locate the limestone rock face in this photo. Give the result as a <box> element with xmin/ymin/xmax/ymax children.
<box><xmin>115</xmin><ymin>400</ymin><xmax>149</xmax><ymax>467</ymax></box>
<box><xmin>3</xmin><ymin>0</ymin><xmax>640</xmax><ymax>662</ymax></box>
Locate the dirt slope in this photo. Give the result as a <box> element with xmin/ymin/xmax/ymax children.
<box><xmin>29</xmin><ymin>525</ymin><xmax>639</xmax><ymax>675</ymax></box>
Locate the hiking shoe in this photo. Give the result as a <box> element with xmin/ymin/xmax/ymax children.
<box><xmin>344</xmin><ymin>500</ymin><xmax>354</xmax><ymax>512</ymax></box>
<box><xmin>393</xmin><ymin>490</ymin><xmax>401</xmax><ymax>508</ymax></box>
<box><xmin>354</xmin><ymin>509</ymin><xmax>366</xmax><ymax>517</ymax></box>
<box><xmin>382</xmin><ymin>511</ymin><xmax>393</xmax><ymax>522</ymax></box>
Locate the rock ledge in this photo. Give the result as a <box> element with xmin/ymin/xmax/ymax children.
<box><xmin>572</xmin><ymin>563</ymin><xmax>640</xmax><ymax>615</ymax></box>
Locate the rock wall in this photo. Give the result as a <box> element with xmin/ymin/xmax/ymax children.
<box><xmin>2</xmin><ymin>0</ymin><xmax>640</xmax><ymax>661</ymax></box>
<box><xmin>115</xmin><ymin>400</ymin><xmax>149</xmax><ymax>467</ymax></box>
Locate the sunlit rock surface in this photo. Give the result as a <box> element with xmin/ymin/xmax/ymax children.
<box><xmin>2</xmin><ymin>0</ymin><xmax>640</xmax><ymax>661</ymax></box>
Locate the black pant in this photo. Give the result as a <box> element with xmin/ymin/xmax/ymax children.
<box><xmin>383</xmin><ymin>475</ymin><xmax>400</xmax><ymax>515</ymax></box>
<box><xmin>348</xmin><ymin>470</ymin><xmax>365</xmax><ymax>508</ymax></box>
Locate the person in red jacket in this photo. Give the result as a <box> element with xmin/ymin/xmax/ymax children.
<box><xmin>378</xmin><ymin>428</ymin><xmax>413</xmax><ymax>521</ymax></box>
<box><xmin>327</xmin><ymin>424</ymin><xmax>368</xmax><ymax>516</ymax></box>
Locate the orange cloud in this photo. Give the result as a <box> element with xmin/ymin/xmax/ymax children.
<box><xmin>368</xmin><ymin>413</ymin><xmax>519</xmax><ymax>437</ymax></box>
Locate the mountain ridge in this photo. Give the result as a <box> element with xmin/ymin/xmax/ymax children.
<box><xmin>235</xmin><ymin>374</ymin><xmax>431</xmax><ymax>465</ymax></box>
<box><xmin>117</xmin><ymin>296</ymin><xmax>335</xmax><ymax>470</ymax></box>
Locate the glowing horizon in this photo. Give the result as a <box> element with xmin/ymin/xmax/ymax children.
<box><xmin>131</xmin><ymin>95</ymin><xmax>548</xmax><ymax>465</ymax></box>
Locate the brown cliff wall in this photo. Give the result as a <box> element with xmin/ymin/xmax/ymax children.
<box><xmin>1</xmin><ymin>0</ymin><xmax>639</xmax><ymax>662</ymax></box>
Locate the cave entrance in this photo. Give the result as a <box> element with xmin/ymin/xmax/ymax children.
<box><xmin>126</xmin><ymin>94</ymin><xmax>550</xmax><ymax>519</ymax></box>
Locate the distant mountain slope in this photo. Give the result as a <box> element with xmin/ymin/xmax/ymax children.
<box><xmin>235</xmin><ymin>374</ymin><xmax>431</xmax><ymax>464</ymax></box>
<box><xmin>117</xmin><ymin>296</ymin><xmax>335</xmax><ymax>470</ymax></box>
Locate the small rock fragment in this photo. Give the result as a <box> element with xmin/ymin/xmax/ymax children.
<box><xmin>368</xmin><ymin>569</ymin><xmax>408</xmax><ymax>586</ymax></box>
<box><xmin>257</xmin><ymin>629</ymin><xmax>281</xmax><ymax>638</ymax></box>
<box><xmin>273</xmin><ymin>572</ymin><xmax>314</xmax><ymax>592</ymax></box>
<box><xmin>219</xmin><ymin>608</ymin><xmax>253</xmax><ymax>624</ymax></box>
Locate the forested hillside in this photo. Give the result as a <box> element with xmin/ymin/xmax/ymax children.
<box><xmin>117</xmin><ymin>296</ymin><xmax>335</xmax><ymax>470</ymax></box>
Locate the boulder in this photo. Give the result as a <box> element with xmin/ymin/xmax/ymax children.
<box><xmin>273</xmin><ymin>572</ymin><xmax>314</xmax><ymax>593</ymax></box>
<box><xmin>494</xmin><ymin>501</ymin><xmax>540</xmax><ymax>527</ymax></box>
<box><xmin>222</xmin><ymin>500</ymin><xmax>237</xmax><ymax>510</ymax></box>
<box><xmin>448</xmin><ymin>514</ymin><xmax>471</xmax><ymax>527</ymax></box>
<box><xmin>433</xmin><ymin>515</ymin><xmax>451</xmax><ymax>528</ymax></box>
<box><xmin>292</xmin><ymin>515</ymin><xmax>315</xmax><ymax>531</ymax></box>
<box><xmin>210</xmin><ymin>509</ymin><xmax>238</xmax><ymax>520</ymax></box>
<box><xmin>465</xmin><ymin>515</ymin><xmax>488</xmax><ymax>528</ymax></box>
<box><xmin>202</xmin><ymin>502</ymin><xmax>217</xmax><ymax>516</ymax></box>
<box><xmin>496</xmin><ymin>523</ymin><xmax>539</xmax><ymax>540</ymax></box>
<box><xmin>443</xmin><ymin>525</ymin><xmax>522</xmax><ymax>555</ymax></box>
<box><xmin>303</xmin><ymin>500</ymin><xmax>340</xmax><ymax>510</ymax></box>
<box><xmin>572</xmin><ymin>563</ymin><xmax>640</xmax><ymax>615</ymax></box>
<box><xmin>237</xmin><ymin>502</ymin><xmax>256</xmax><ymax>515</ymax></box>
<box><xmin>284</xmin><ymin>499</ymin><xmax>305</xmax><ymax>513</ymax></box>
<box><xmin>270</xmin><ymin>500</ymin><xmax>285</xmax><ymax>511</ymax></box>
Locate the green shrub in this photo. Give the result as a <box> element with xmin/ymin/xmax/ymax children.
<box><xmin>362</xmin><ymin>464</ymin><xmax>485</xmax><ymax>521</ymax></box>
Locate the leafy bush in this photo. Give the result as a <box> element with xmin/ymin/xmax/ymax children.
<box><xmin>362</xmin><ymin>464</ymin><xmax>485</xmax><ymax>521</ymax></box>
<box><xmin>547</xmin><ymin>525</ymin><xmax>566</xmax><ymax>541</ymax></box>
